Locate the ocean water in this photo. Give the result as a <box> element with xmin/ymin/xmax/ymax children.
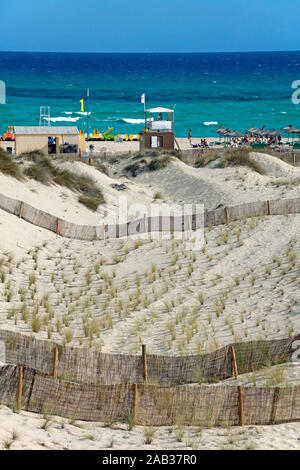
<box><xmin>0</xmin><ymin>51</ymin><xmax>300</xmax><ymax>137</ymax></box>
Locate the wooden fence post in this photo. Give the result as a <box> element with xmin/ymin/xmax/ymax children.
<box><xmin>270</xmin><ymin>387</ymin><xmax>280</xmax><ymax>425</ymax></box>
<box><xmin>17</xmin><ymin>365</ymin><xmax>23</xmax><ymax>412</ymax></box>
<box><xmin>56</xmin><ymin>218</ymin><xmax>60</xmax><ymax>235</ymax></box>
<box><xmin>142</xmin><ymin>344</ymin><xmax>148</xmax><ymax>384</ymax></box>
<box><xmin>225</xmin><ymin>207</ymin><xmax>229</xmax><ymax>224</ymax></box>
<box><xmin>231</xmin><ymin>345</ymin><xmax>239</xmax><ymax>378</ymax></box>
<box><xmin>18</xmin><ymin>202</ymin><xmax>24</xmax><ymax>219</ymax></box>
<box><xmin>293</xmin><ymin>151</ymin><xmax>296</xmax><ymax>166</ymax></box>
<box><xmin>53</xmin><ymin>347</ymin><xmax>59</xmax><ymax>379</ymax></box>
<box><xmin>133</xmin><ymin>383</ymin><xmax>138</xmax><ymax>425</ymax></box>
<box><xmin>238</xmin><ymin>385</ymin><xmax>245</xmax><ymax>426</ymax></box>
<box><xmin>144</xmin><ymin>215</ymin><xmax>147</xmax><ymax>234</ymax></box>
<box><xmin>267</xmin><ymin>200</ymin><xmax>271</xmax><ymax>216</ymax></box>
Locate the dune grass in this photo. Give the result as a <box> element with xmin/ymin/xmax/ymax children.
<box><xmin>147</xmin><ymin>155</ymin><xmax>171</xmax><ymax>171</ymax></box>
<box><xmin>22</xmin><ymin>152</ymin><xmax>105</xmax><ymax>208</ymax></box>
<box><xmin>194</xmin><ymin>148</ymin><xmax>266</xmax><ymax>174</ymax></box>
<box><xmin>124</xmin><ymin>150</ymin><xmax>180</xmax><ymax>176</ymax></box>
<box><xmin>78</xmin><ymin>196</ymin><xmax>100</xmax><ymax>212</ymax></box>
<box><xmin>93</xmin><ymin>161</ymin><xmax>110</xmax><ymax>176</ymax></box>
<box><xmin>0</xmin><ymin>149</ymin><xmax>24</xmax><ymax>180</ymax></box>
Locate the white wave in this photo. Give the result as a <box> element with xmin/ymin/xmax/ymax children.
<box><xmin>63</xmin><ymin>111</ymin><xmax>91</xmax><ymax>116</ymax></box>
<box><xmin>203</xmin><ymin>121</ymin><xmax>218</xmax><ymax>126</ymax></box>
<box><xmin>280</xmin><ymin>111</ymin><xmax>287</xmax><ymax>114</ymax></box>
<box><xmin>75</xmin><ymin>111</ymin><xmax>91</xmax><ymax>116</ymax></box>
<box><xmin>122</xmin><ymin>118</ymin><xmax>145</xmax><ymax>124</ymax></box>
<box><xmin>43</xmin><ymin>116</ymin><xmax>80</xmax><ymax>123</ymax></box>
<box><xmin>122</xmin><ymin>118</ymin><xmax>153</xmax><ymax>124</ymax></box>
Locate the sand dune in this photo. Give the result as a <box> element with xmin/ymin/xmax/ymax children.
<box><xmin>0</xmin><ymin>150</ymin><xmax>299</xmax><ymax>450</ymax></box>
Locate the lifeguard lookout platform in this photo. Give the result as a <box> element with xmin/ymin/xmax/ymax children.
<box><xmin>139</xmin><ymin>107</ymin><xmax>175</xmax><ymax>151</ymax></box>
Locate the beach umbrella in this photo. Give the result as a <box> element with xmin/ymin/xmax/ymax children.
<box><xmin>268</xmin><ymin>129</ymin><xmax>283</xmax><ymax>137</ymax></box>
<box><xmin>290</xmin><ymin>128</ymin><xmax>300</xmax><ymax>142</ymax></box>
<box><xmin>232</xmin><ymin>131</ymin><xmax>244</xmax><ymax>138</ymax></box>
<box><xmin>247</xmin><ymin>126</ymin><xmax>260</xmax><ymax>135</ymax></box>
<box><xmin>223</xmin><ymin>128</ymin><xmax>234</xmax><ymax>142</ymax></box>
<box><xmin>281</xmin><ymin>125</ymin><xmax>297</xmax><ymax>142</ymax></box>
<box><xmin>291</xmin><ymin>128</ymin><xmax>300</xmax><ymax>141</ymax></box>
<box><xmin>213</xmin><ymin>125</ymin><xmax>226</xmax><ymax>141</ymax></box>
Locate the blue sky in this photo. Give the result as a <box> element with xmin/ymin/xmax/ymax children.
<box><xmin>0</xmin><ymin>0</ymin><xmax>299</xmax><ymax>53</ymax></box>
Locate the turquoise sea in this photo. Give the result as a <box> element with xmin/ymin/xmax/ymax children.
<box><xmin>0</xmin><ymin>51</ymin><xmax>300</xmax><ymax>137</ymax></box>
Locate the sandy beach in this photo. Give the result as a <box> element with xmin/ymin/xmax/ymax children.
<box><xmin>0</xmin><ymin>404</ymin><xmax>299</xmax><ymax>450</ymax></box>
<box><xmin>0</xmin><ymin>149</ymin><xmax>299</xmax><ymax>449</ymax></box>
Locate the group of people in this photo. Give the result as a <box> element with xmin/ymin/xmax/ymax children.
<box><xmin>188</xmin><ymin>129</ymin><xmax>283</xmax><ymax>149</ymax></box>
<box><xmin>188</xmin><ymin>130</ymin><xmax>209</xmax><ymax>148</ymax></box>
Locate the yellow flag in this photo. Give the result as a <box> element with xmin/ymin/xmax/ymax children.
<box><xmin>80</xmin><ymin>99</ymin><xmax>84</xmax><ymax>112</ymax></box>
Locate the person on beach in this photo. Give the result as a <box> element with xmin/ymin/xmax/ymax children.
<box><xmin>188</xmin><ymin>129</ymin><xmax>192</xmax><ymax>144</ymax></box>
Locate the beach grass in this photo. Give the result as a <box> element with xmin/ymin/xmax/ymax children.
<box><xmin>0</xmin><ymin>149</ymin><xmax>24</xmax><ymax>180</ymax></box>
<box><xmin>22</xmin><ymin>152</ymin><xmax>105</xmax><ymax>207</ymax></box>
<box><xmin>194</xmin><ymin>147</ymin><xmax>265</xmax><ymax>174</ymax></box>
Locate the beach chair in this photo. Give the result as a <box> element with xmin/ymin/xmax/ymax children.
<box><xmin>250</xmin><ymin>143</ymin><xmax>267</xmax><ymax>149</ymax></box>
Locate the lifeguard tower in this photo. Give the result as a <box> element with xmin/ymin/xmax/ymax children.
<box><xmin>139</xmin><ymin>107</ymin><xmax>175</xmax><ymax>151</ymax></box>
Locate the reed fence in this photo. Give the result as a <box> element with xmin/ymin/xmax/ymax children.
<box><xmin>0</xmin><ymin>363</ymin><xmax>299</xmax><ymax>426</ymax></box>
<box><xmin>0</xmin><ymin>192</ymin><xmax>299</xmax><ymax>241</ymax></box>
<box><xmin>0</xmin><ymin>330</ymin><xmax>298</xmax><ymax>386</ymax></box>
<box><xmin>0</xmin><ymin>331</ymin><xmax>299</xmax><ymax>426</ymax></box>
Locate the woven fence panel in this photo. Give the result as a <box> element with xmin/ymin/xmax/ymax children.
<box><xmin>0</xmin><ymin>331</ymin><xmax>55</xmax><ymax>375</ymax></box>
<box><xmin>137</xmin><ymin>384</ymin><xmax>239</xmax><ymax>426</ymax></box>
<box><xmin>269</xmin><ymin>198</ymin><xmax>300</xmax><ymax>216</ymax></box>
<box><xmin>273</xmin><ymin>386</ymin><xmax>300</xmax><ymax>424</ymax></box>
<box><xmin>21</xmin><ymin>203</ymin><xmax>57</xmax><ymax>233</ymax></box>
<box><xmin>147</xmin><ymin>346</ymin><xmax>232</xmax><ymax>385</ymax></box>
<box><xmin>0</xmin><ymin>330</ymin><xmax>297</xmax><ymax>386</ymax></box>
<box><xmin>59</xmin><ymin>220</ymin><xmax>97</xmax><ymax>240</ymax></box>
<box><xmin>0</xmin><ymin>192</ymin><xmax>299</xmax><ymax>240</ymax></box>
<box><xmin>0</xmin><ymin>364</ymin><xmax>300</xmax><ymax>426</ymax></box>
<box><xmin>0</xmin><ymin>364</ymin><xmax>35</xmax><ymax>408</ymax></box>
<box><xmin>27</xmin><ymin>376</ymin><xmax>133</xmax><ymax>422</ymax></box>
<box><xmin>232</xmin><ymin>336</ymin><xmax>297</xmax><ymax>374</ymax></box>
<box><xmin>228</xmin><ymin>201</ymin><xmax>267</xmax><ymax>221</ymax></box>
<box><xmin>128</xmin><ymin>218</ymin><xmax>146</xmax><ymax>236</ymax></box>
<box><xmin>204</xmin><ymin>210</ymin><xmax>217</xmax><ymax>227</ymax></box>
<box><xmin>242</xmin><ymin>386</ymin><xmax>300</xmax><ymax>425</ymax></box>
<box><xmin>0</xmin><ymin>364</ymin><xmax>19</xmax><ymax>406</ymax></box>
<box><xmin>0</xmin><ymin>194</ymin><xmax>20</xmax><ymax>216</ymax></box>
<box><xmin>213</xmin><ymin>207</ymin><xmax>228</xmax><ymax>226</ymax></box>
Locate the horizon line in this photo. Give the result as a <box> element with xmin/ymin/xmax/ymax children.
<box><xmin>1</xmin><ymin>49</ymin><xmax>300</xmax><ymax>55</ymax></box>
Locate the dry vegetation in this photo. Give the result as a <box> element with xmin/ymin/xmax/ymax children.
<box><xmin>1</xmin><ymin>149</ymin><xmax>105</xmax><ymax>210</ymax></box>
<box><xmin>194</xmin><ymin>147</ymin><xmax>266</xmax><ymax>174</ymax></box>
